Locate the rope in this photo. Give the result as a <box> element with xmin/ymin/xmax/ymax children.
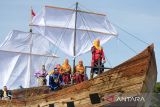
<box><xmin>44</xmin><ymin>7</ymin><xmax>75</xmax><ymax>71</ymax></box>
<box><xmin>68</xmin><ymin>3</ymin><xmax>77</xmax><ymax>9</ymax></box>
<box><xmin>78</xmin><ymin>7</ymin><xmax>138</xmax><ymax>55</ymax></box>
<box><xmin>50</xmin><ymin>3</ymin><xmax>76</xmax><ymax>54</ymax></box>
<box><xmin>53</xmin><ymin>12</ymin><xmax>75</xmax><ymax>54</ymax></box>
<box><xmin>112</xmin><ymin>23</ymin><xmax>150</xmax><ymax>45</ymax></box>
<box><xmin>79</xmin><ymin>7</ymin><xmax>98</xmax><ymax>40</ymax></box>
<box><xmin>47</xmin><ymin>5</ymin><xmax>77</xmax><ymax>71</ymax></box>
<box><xmin>117</xmin><ymin>37</ymin><xmax>137</xmax><ymax>54</ymax></box>
<box><xmin>78</xmin><ymin>11</ymin><xmax>94</xmax><ymax>44</ymax></box>
<box><xmin>78</xmin><ymin>7</ymin><xmax>115</xmax><ymax>68</ymax></box>
<box><xmin>77</xmin><ymin>8</ymin><xmax>114</xmax><ymax>69</ymax></box>
<box><xmin>78</xmin><ymin>6</ymin><xmax>112</xmax><ymax>36</ymax></box>
<box><xmin>78</xmin><ymin>3</ymin><xmax>99</xmax><ymax>15</ymax></box>
<box><xmin>79</xmin><ymin>4</ymin><xmax>149</xmax><ymax>46</ymax></box>
<box><xmin>30</xmin><ymin>7</ymin><xmax>74</xmax><ymax>71</ymax></box>
<box><xmin>105</xmin><ymin>56</ymin><xmax>112</xmax><ymax>68</ymax></box>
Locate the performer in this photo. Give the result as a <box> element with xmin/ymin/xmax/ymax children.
<box><xmin>49</xmin><ymin>68</ymin><xmax>63</xmax><ymax>91</ymax></box>
<box><xmin>34</xmin><ymin>65</ymin><xmax>48</xmax><ymax>86</ymax></box>
<box><xmin>0</xmin><ymin>86</ymin><xmax>12</xmax><ymax>100</ymax></box>
<box><xmin>91</xmin><ymin>39</ymin><xmax>106</xmax><ymax>78</ymax></box>
<box><xmin>75</xmin><ymin>60</ymin><xmax>85</xmax><ymax>84</ymax></box>
<box><xmin>56</xmin><ymin>64</ymin><xmax>63</xmax><ymax>75</ymax></box>
<box><xmin>61</xmin><ymin>59</ymin><xmax>71</xmax><ymax>85</ymax></box>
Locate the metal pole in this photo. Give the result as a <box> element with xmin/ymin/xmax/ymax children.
<box><xmin>28</xmin><ymin>29</ymin><xmax>33</xmax><ymax>87</ymax></box>
<box><xmin>27</xmin><ymin>7</ymin><xmax>33</xmax><ymax>87</ymax></box>
<box><xmin>72</xmin><ymin>2</ymin><xmax>78</xmax><ymax>84</ymax></box>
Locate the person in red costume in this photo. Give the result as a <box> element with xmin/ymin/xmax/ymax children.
<box><xmin>91</xmin><ymin>39</ymin><xmax>106</xmax><ymax>78</ymax></box>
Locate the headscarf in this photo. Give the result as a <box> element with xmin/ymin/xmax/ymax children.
<box><xmin>76</xmin><ymin>60</ymin><xmax>85</xmax><ymax>74</ymax></box>
<box><xmin>93</xmin><ymin>39</ymin><xmax>102</xmax><ymax>50</ymax></box>
<box><xmin>62</xmin><ymin>59</ymin><xmax>71</xmax><ymax>71</ymax></box>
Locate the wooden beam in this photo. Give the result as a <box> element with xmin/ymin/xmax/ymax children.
<box><xmin>30</xmin><ymin>24</ymin><xmax>117</xmax><ymax>36</ymax></box>
<box><xmin>0</xmin><ymin>49</ymin><xmax>58</xmax><ymax>58</ymax></box>
<box><xmin>45</xmin><ymin>5</ymin><xmax>106</xmax><ymax>16</ymax></box>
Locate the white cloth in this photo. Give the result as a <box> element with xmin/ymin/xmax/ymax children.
<box><xmin>31</xmin><ymin>6</ymin><xmax>118</xmax><ymax>57</ymax></box>
<box><xmin>0</xmin><ymin>30</ymin><xmax>58</xmax><ymax>89</ymax></box>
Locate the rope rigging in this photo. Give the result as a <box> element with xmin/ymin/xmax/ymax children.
<box><xmin>77</xmin><ymin>4</ymin><xmax>152</xmax><ymax>68</ymax></box>
<box><xmin>26</xmin><ymin>3</ymin><xmax>160</xmax><ymax>96</ymax></box>
<box><xmin>117</xmin><ymin>37</ymin><xmax>137</xmax><ymax>54</ymax></box>
<box><xmin>111</xmin><ymin>23</ymin><xmax>150</xmax><ymax>46</ymax></box>
<box><xmin>52</xmin><ymin>11</ymin><xmax>75</xmax><ymax>54</ymax></box>
<box><xmin>78</xmin><ymin>4</ymin><xmax>150</xmax><ymax>57</ymax></box>
<box><xmin>45</xmin><ymin>7</ymin><xmax>75</xmax><ymax>70</ymax></box>
<box><xmin>78</xmin><ymin>8</ymin><xmax>113</xmax><ymax>67</ymax></box>
<box><xmin>78</xmin><ymin>3</ymin><xmax>150</xmax><ymax>47</ymax></box>
<box><xmin>78</xmin><ymin>11</ymin><xmax>95</xmax><ymax>44</ymax></box>
<box><xmin>42</xmin><ymin>3</ymin><xmax>150</xmax><ymax>70</ymax></box>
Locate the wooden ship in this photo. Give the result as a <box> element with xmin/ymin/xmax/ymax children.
<box><xmin>0</xmin><ymin>44</ymin><xmax>157</xmax><ymax>107</ymax></box>
<box><xmin>0</xmin><ymin>2</ymin><xmax>157</xmax><ymax>107</ymax></box>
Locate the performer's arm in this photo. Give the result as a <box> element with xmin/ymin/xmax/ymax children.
<box><xmin>69</xmin><ymin>66</ymin><xmax>71</xmax><ymax>73</ymax></box>
<box><xmin>91</xmin><ymin>46</ymin><xmax>95</xmax><ymax>53</ymax></box>
<box><xmin>91</xmin><ymin>46</ymin><xmax>96</xmax><ymax>66</ymax></box>
<box><xmin>102</xmin><ymin>48</ymin><xmax>106</xmax><ymax>63</ymax></box>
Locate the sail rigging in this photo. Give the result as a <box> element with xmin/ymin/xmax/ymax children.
<box><xmin>30</xmin><ymin>3</ymin><xmax>118</xmax><ymax>57</ymax></box>
<box><xmin>0</xmin><ymin>30</ymin><xmax>58</xmax><ymax>89</ymax></box>
<box><xmin>0</xmin><ymin>3</ymin><xmax>118</xmax><ymax>89</ymax></box>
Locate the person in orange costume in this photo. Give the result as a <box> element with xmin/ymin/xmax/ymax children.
<box><xmin>91</xmin><ymin>39</ymin><xmax>106</xmax><ymax>78</ymax></box>
<box><xmin>61</xmin><ymin>59</ymin><xmax>71</xmax><ymax>85</ymax></box>
<box><xmin>75</xmin><ymin>60</ymin><xmax>85</xmax><ymax>84</ymax></box>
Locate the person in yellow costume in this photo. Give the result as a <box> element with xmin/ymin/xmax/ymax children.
<box><xmin>61</xmin><ymin>59</ymin><xmax>71</xmax><ymax>84</ymax></box>
<box><xmin>75</xmin><ymin>60</ymin><xmax>85</xmax><ymax>84</ymax></box>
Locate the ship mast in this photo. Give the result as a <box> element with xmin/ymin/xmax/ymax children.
<box><xmin>73</xmin><ymin>2</ymin><xmax>78</xmax><ymax>77</ymax></box>
<box><xmin>28</xmin><ymin>7</ymin><xmax>33</xmax><ymax>87</ymax></box>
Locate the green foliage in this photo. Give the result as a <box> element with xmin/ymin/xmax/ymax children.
<box><xmin>151</xmin><ymin>82</ymin><xmax>160</xmax><ymax>107</ymax></box>
<box><xmin>154</xmin><ymin>82</ymin><xmax>160</xmax><ymax>93</ymax></box>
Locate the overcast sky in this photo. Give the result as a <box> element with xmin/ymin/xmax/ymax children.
<box><xmin>0</xmin><ymin>0</ymin><xmax>159</xmax><ymax>81</ymax></box>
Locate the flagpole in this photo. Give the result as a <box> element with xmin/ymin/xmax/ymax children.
<box><xmin>28</xmin><ymin>6</ymin><xmax>33</xmax><ymax>87</ymax></box>
<box><xmin>72</xmin><ymin>2</ymin><xmax>78</xmax><ymax>84</ymax></box>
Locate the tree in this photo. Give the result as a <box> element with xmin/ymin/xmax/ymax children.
<box><xmin>154</xmin><ymin>82</ymin><xmax>160</xmax><ymax>93</ymax></box>
<box><xmin>151</xmin><ymin>82</ymin><xmax>160</xmax><ymax>107</ymax></box>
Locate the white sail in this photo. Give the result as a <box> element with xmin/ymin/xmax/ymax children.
<box><xmin>0</xmin><ymin>30</ymin><xmax>58</xmax><ymax>89</ymax></box>
<box><xmin>31</xmin><ymin>6</ymin><xmax>118</xmax><ymax>57</ymax></box>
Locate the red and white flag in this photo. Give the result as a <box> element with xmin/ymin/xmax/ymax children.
<box><xmin>30</xmin><ymin>8</ymin><xmax>36</xmax><ymax>28</ymax></box>
<box><xmin>31</xmin><ymin>9</ymin><xmax>36</xmax><ymax>17</ymax></box>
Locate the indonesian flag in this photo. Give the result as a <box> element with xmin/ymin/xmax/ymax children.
<box><xmin>31</xmin><ymin>9</ymin><xmax>36</xmax><ymax>17</ymax></box>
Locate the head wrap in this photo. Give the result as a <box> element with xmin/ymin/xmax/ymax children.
<box><xmin>62</xmin><ymin>59</ymin><xmax>71</xmax><ymax>71</ymax></box>
<box><xmin>93</xmin><ymin>39</ymin><xmax>102</xmax><ymax>50</ymax></box>
<box><xmin>76</xmin><ymin>60</ymin><xmax>85</xmax><ymax>74</ymax></box>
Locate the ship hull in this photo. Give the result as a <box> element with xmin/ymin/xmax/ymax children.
<box><xmin>0</xmin><ymin>44</ymin><xmax>157</xmax><ymax>107</ymax></box>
